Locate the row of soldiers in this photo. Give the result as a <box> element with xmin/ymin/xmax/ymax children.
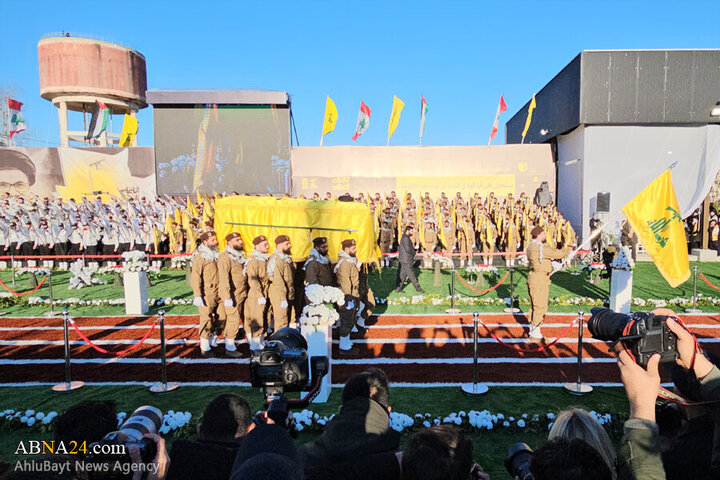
<box><xmin>367</xmin><ymin>191</ymin><xmax>576</xmax><ymax>267</ymax></box>
<box><xmin>191</xmin><ymin>232</ymin><xmax>371</xmax><ymax>357</ymax></box>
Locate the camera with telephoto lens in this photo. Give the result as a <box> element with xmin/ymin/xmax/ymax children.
<box><xmin>250</xmin><ymin>328</ymin><xmax>329</xmax><ymax>432</ymax></box>
<box><xmin>505</xmin><ymin>443</ymin><xmax>533</xmax><ymax>480</ymax></box>
<box><xmin>84</xmin><ymin>406</ymin><xmax>162</xmax><ymax>478</ymax></box>
<box><xmin>587</xmin><ymin>307</ymin><xmax>678</xmax><ymax>367</ymax></box>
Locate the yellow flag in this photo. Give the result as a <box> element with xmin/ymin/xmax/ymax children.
<box><xmin>119</xmin><ymin>114</ymin><xmax>138</xmax><ymax>147</ymax></box>
<box><xmin>622</xmin><ymin>169</ymin><xmax>689</xmax><ymax>287</ymax></box>
<box><xmin>387</xmin><ymin>95</ymin><xmax>404</xmax><ymax>144</ymax></box>
<box><xmin>322</xmin><ymin>96</ymin><xmax>338</xmax><ymax>136</ymax></box>
<box><xmin>186</xmin><ymin>196</ymin><xmax>198</xmax><ymax>218</ymax></box>
<box><xmin>521</xmin><ymin>94</ymin><xmax>536</xmax><ymax>140</ymax></box>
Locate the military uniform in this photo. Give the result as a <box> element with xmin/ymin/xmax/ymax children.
<box><xmin>218</xmin><ymin>244</ymin><xmax>248</xmax><ymax>346</ymax></box>
<box><xmin>442</xmin><ymin>223</ymin><xmax>456</xmax><ymax>254</ymax></box>
<box><xmin>480</xmin><ymin>218</ymin><xmax>498</xmax><ymax>265</ymax></box>
<box><xmin>268</xmin><ymin>246</ymin><xmax>295</xmax><ymax>330</ymax></box>
<box><xmin>191</xmin><ymin>244</ymin><xmax>226</xmax><ymax>343</ymax></box>
<box><xmin>304</xmin><ymin>250</ymin><xmax>335</xmax><ymax>287</ymax></box>
<box><xmin>335</xmin><ymin>241</ymin><xmax>362</xmax><ymax>353</ymax></box>
<box><xmin>244</xmin><ymin>245</ymin><xmax>270</xmax><ymax>345</ymax></box>
<box><xmin>526</xmin><ymin>238</ymin><xmax>570</xmax><ymax>329</ymax></box>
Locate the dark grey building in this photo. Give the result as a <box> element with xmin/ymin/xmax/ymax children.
<box><xmin>505</xmin><ymin>50</ymin><xmax>720</xmax><ymax>241</ymax></box>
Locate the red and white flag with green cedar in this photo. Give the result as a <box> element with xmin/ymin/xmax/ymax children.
<box><xmin>7</xmin><ymin>99</ymin><xmax>26</xmax><ymax>140</ymax></box>
<box><xmin>488</xmin><ymin>94</ymin><xmax>507</xmax><ymax>145</ymax></box>
<box><xmin>419</xmin><ymin>96</ymin><xmax>429</xmax><ymax>141</ymax></box>
<box><xmin>352</xmin><ymin>100</ymin><xmax>371</xmax><ymax>142</ymax></box>
<box><xmin>86</xmin><ymin>100</ymin><xmax>109</xmax><ymax>140</ymax></box>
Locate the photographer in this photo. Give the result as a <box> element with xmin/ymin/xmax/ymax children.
<box><xmin>615</xmin><ymin>311</ymin><xmax>719</xmax><ymax>480</ymax></box>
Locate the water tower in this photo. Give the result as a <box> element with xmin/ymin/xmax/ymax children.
<box><xmin>38</xmin><ymin>33</ymin><xmax>147</xmax><ymax>147</ymax></box>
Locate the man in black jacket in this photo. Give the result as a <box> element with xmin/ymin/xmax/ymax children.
<box><xmin>300</xmin><ymin>368</ymin><xmax>401</xmax><ymax>480</ymax></box>
<box><xmin>396</xmin><ymin>224</ymin><xmax>424</xmax><ymax>293</ymax></box>
<box><xmin>167</xmin><ymin>393</ymin><xmax>252</xmax><ymax>480</ymax></box>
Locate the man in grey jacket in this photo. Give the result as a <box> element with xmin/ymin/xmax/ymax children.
<box><xmin>395</xmin><ymin>225</ymin><xmax>424</xmax><ymax>293</ymax></box>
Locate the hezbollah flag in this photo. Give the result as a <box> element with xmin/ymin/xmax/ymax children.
<box><xmin>119</xmin><ymin>114</ymin><xmax>139</xmax><ymax>146</ymax></box>
<box><xmin>321</xmin><ymin>96</ymin><xmax>337</xmax><ymax>144</ymax></box>
<box><xmin>521</xmin><ymin>94</ymin><xmax>536</xmax><ymax>142</ymax></box>
<box><xmin>622</xmin><ymin>169</ymin><xmax>689</xmax><ymax>287</ymax></box>
<box><xmin>387</xmin><ymin>95</ymin><xmax>404</xmax><ymax>144</ymax></box>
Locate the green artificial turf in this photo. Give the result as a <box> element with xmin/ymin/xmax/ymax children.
<box><xmin>0</xmin><ymin>385</ymin><xmax>629</xmax><ymax>477</ymax></box>
<box><xmin>2</xmin><ymin>261</ymin><xmax>720</xmax><ymax>316</ymax></box>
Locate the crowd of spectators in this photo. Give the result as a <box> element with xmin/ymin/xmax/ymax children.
<box><xmin>1</xmin><ymin>313</ymin><xmax>718</xmax><ymax>480</ymax></box>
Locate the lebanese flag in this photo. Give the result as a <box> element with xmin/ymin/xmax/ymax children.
<box><xmin>352</xmin><ymin>100</ymin><xmax>371</xmax><ymax>141</ymax></box>
<box><xmin>488</xmin><ymin>95</ymin><xmax>507</xmax><ymax>145</ymax></box>
<box><xmin>86</xmin><ymin>100</ymin><xmax>109</xmax><ymax>140</ymax></box>
<box><xmin>8</xmin><ymin>99</ymin><xmax>26</xmax><ymax>140</ymax></box>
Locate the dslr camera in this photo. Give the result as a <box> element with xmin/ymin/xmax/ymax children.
<box><xmin>505</xmin><ymin>442</ymin><xmax>533</xmax><ymax>480</ymax></box>
<box><xmin>250</xmin><ymin>328</ymin><xmax>329</xmax><ymax>429</ymax></box>
<box><xmin>587</xmin><ymin>307</ymin><xmax>678</xmax><ymax>367</ymax></box>
<box><xmin>85</xmin><ymin>405</ymin><xmax>162</xmax><ymax>478</ymax></box>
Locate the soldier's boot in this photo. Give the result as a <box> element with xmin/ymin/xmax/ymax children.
<box><xmin>200</xmin><ymin>337</ymin><xmax>213</xmax><ymax>357</ymax></box>
<box><xmin>338</xmin><ymin>335</ymin><xmax>359</xmax><ymax>356</ymax></box>
<box><xmin>225</xmin><ymin>338</ymin><xmax>242</xmax><ymax>358</ymax></box>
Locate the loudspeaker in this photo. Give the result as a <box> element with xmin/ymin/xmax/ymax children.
<box><xmin>596</xmin><ymin>192</ymin><xmax>610</xmax><ymax>213</ymax></box>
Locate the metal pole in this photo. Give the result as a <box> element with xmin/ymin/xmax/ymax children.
<box><xmin>461</xmin><ymin>311</ymin><xmax>488</xmax><ymax>395</ymax></box>
<box><xmin>686</xmin><ymin>265</ymin><xmax>702</xmax><ymax>313</ymax></box>
<box><xmin>564</xmin><ymin>310</ymin><xmax>593</xmax><ymax>395</ymax></box>
<box><xmin>150</xmin><ymin>310</ymin><xmax>179</xmax><ymax>393</ymax></box>
<box><xmin>43</xmin><ymin>271</ymin><xmax>56</xmax><ymax>318</ymax></box>
<box><xmin>446</xmin><ymin>261</ymin><xmax>460</xmax><ymax>313</ymax></box>
<box><xmin>52</xmin><ymin>310</ymin><xmax>84</xmax><ymax>391</ymax></box>
<box><xmin>10</xmin><ymin>253</ymin><xmax>15</xmax><ymax>287</ymax></box>
<box><xmin>504</xmin><ymin>266</ymin><xmax>520</xmax><ymax>313</ymax></box>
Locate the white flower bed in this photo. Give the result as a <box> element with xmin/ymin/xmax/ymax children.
<box><xmin>465</xmin><ymin>264</ymin><xmax>499</xmax><ymax>275</ymax></box>
<box><xmin>610</xmin><ymin>246</ymin><xmax>635</xmax><ymax>271</ymax></box>
<box><xmin>170</xmin><ymin>256</ymin><xmax>190</xmax><ymax>269</ymax></box>
<box><xmin>68</xmin><ymin>261</ymin><xmax>108</xmax><ymax>289</ymax></box>
<box><xmin>16</xmin><ymin>267</ymin><xmax>51</xmax><ymax>277</ymax></box>
<box><xmin>423</xmin><ymin>252</ymin><xmax>454</xmax><ymax>268</ymax></box>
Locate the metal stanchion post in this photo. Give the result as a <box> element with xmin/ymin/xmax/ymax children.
<box><xmin>564</xmin><ymin>310</ymin><xmax>593</xmax><ymax>396</ymax></box>
<box><xmin>10</xmin><ymin>254</ymin><xmax>16</xmax><ymax>287</ymax></box>
<box><xmin>150</xmin><ymin>310</ymin><xmax>179</xmax><ymax>393</ymax></box>
<box><xmin>53</xmin><ymin>310</ymin><xmax>84</xmax><ymax>392</ymax></box>
<box><xmin>504</xmin><ymin>266</ymin><xmax>520</xmax><ymax>313</ymax></box>
<box><xmin>445</xmin><ymin>261</ymin><xmax>460</xmax><ymax>314</ymax></box>
<box><xmin>685</xmin><ymin>265</ymin><xmax>702</xmax><ymax>313</ymax></box>
<box><xmin>82</xmin><ymin>253</ymin><xmax>86</xmax><ymax>268</ymax></box>
<box><xmin>461</xmin><ymin>312</ymin><xmax>489</xmax><ymax>395</ymax></box>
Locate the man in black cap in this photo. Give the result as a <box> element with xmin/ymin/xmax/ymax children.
<box><xmin>244</xmin><ymin>235</ymin><xmax>270</xmax><ymax>351</ymax></box>
<box><xmin>304</xmin><ymin>237</ymin><xmax>334</xmax><ymax>287</ymax></box>
<box><xmin>335</xmin><ymin>239</ymin><xmax>362</xmax><ymax>355</ymax></box>
<box><xmin>268</xmin><ymin>235</ymin><xmax>295</xmax><ymax>331</ymax></box>
<box><xmin>396</xmin><ymin>224</ymin><xmax>424</xmax><ymax>293</ymax></box>
<box><xmin>526</xmin><ymin>225</ymin><xmax>571</xmax><ymax>341</ymax></box>
<box><xmin>218</xmin><ymin>232</ymin><xmax>248</xmax><ymax>358</ymax></box>
<box><xmin>192</xmin><ymin>230</ymin><xmax>226</xmax><ymax>356</ymax></box>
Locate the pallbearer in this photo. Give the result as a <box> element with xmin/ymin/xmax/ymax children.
<box><xmin>218</xmin><ymin>232</ymin><xmax>247</xmax><ymax>358</ymax></box>
<box><xmin>304</xmin><ymin>237</ymin><xmax>334</xmax><ymax>288</ymax></box>
<box><xmin>244</xmin><ymin>235</ymin><xmax>270</xmax><ymax>351</ymax></box>
<box><xmin>268</xmin><ymin>235</ymin><xmax>295</xmax><ymax>330</ymax></box>
<box><xmin>335</xmin><ymin>239</ymin><xmax>362</xmax><ymax>356</ymax></box>
<box><xmin>191</xmin><ymin>231</ymin><xmax>226</xmax><ymax>357</ymax></box>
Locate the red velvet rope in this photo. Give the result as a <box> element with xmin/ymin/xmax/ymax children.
<box><xmin>0</xmin><ymin>276</ymin><xmax>47</xmax><ymax>296</ymax></box>
<box><xmin>69</xmin><ymin>318</ymin><xmax>159</xmax><ymax>356</ymax></box>
<box><xmin>0</xmin><ymin>253</ymin><xmax>192</xmax><ymax>260</ymax></box>
<box><xmin>478</xmin><ymin>317</ymin><xmax>580</xmax><ymax>353</ymax></box>
<box><xmin>699</xmin><ymin>272</ymin><xmax>720</xmax><ymax>291</ymax></box>
<box><xmin>455</xmin><ymin>271</ymin><xmax>509</xmax><ymax>294</ymax></box>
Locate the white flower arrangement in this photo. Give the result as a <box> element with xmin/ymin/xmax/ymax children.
<box><xmin>16</xmin><ymin>267</ymin><xmax>51</xmax><ymax>277</ymax></box>
<box><xmin>610</xmin><ymin>246</ymin><xmax>635</xmax><ymax>271</ymax></box>
<box><xmin>304</xmin><ymin>284</ymin><xmax>345</xmax><ymax>307</ymax></box>
<box><xmin>465</xmin><ymin>264</ymin><xmax>499</xmax><ymax>275</ymax></box>
<box><xmin>68</xmin><ymin>261</ymin><xmax>108</xmax><ymax>289</ymax></box>
<box><xmin>423</xmin><ymin>252</ymin><xmax>454</xmax><ymax>268</ymax></box>
<box><xmin>170</xmin><ymin>256</ymin><xmax>190</xmax><ymax>269</ymax></box>
<box><xmin>516</xmin><ymin>255</ymin><xmax>529</xmax><ymax>267</ymax></box>
<box><xmin>158</xmin><ymin>410</ymin><xmax>193</xmax><ymax>434</ymax></box>
<box><xmin>121</xmin><ymin>251</ymin><xmax>159</xmax><ymax>273</ymax></box>
<box><xmin>300</xmin><ymin>285</ymin><xmax>346</xmax><ymax>330</ymax></box>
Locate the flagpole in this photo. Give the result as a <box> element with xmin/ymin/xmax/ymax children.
<box><xmin>320</xmin><ymin>135</ymin><xmax>324</xmax><ymax>147</ymax></box>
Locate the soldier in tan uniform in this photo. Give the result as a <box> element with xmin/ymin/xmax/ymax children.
<box><xmin>479</xmin><ymin>214</ymin><xmax>498</xmax><ymax>266</ymax></box>
<box><xmin>457</xmin><ymin>216</ymin><xmax>475</xmax><ymax>267</ymax></box>
<box><xmin>378</xmin><ymin>221</ymin><xmax>393</xmax><ymax>267</ymax></box>
<box><xmin>501</xmin><ymin>214</ymin><xmax>520</xmax><ymax>267</ymax></box>
<box><xmin>526</xmin><ymin>226</ymin><xmax>571</xmax><ymax>341</ymax></box>
<box><xmin>218</xmin><ymin>232</ymin><xmax>247</xmax><ymax>358</ymax></box>
<box><xmin>442</xmin><ymin>219</ymin><xmax>456</xmax><ymax>255</ymax></box>
<box><xmin>422</xmin><ymin>220</ymin><xmax>438</xmax><ymax>267</ymax></box>
<box><xmin>304</xmin><ymin>237</ymin><xmax>334</xmax><ymax>288</ymax></box>
<box><xmin>335</xmin><ymin>239</ymin><xmax>363</xmax><ymax>356</ymax></box>
<box><xmin>268</xmin><ymin>235</ymin><xmax>295</xmax><ymax>331</ymax></box>
<box><xmin>244</xmin><ymin>235</ymin><xmax>270</xmax><ymax>351</ymax></box>
<box><xmin>191</xmin><ymin>231</ymin><xmax>226</xmax><ymax>357</ymax></box>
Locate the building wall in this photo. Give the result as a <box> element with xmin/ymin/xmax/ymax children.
<box><xmin>556</xmin><ymin>126</ymin><xmax>585</xmax><ymax>238</ymax></box>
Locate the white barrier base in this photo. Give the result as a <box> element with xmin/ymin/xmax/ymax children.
<box><xmin>609</xmin><ymin>269</ymin><xmax>633</xmax><ymax>314</ymax></box>
<box><xmin>301</xmin><ymin>323</ymin><xmax>332</xmax><ymax>403</ymax></box>
<box><xmin>124</xmin><ymin>271</ymin><xmax>149</xmax><ymax>315</ymax></box>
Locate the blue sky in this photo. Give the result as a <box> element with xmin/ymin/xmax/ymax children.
<box><xmin>2</xmin><ymin>0</ymin><xmax>718</xmax><ymax>148</ymax></box>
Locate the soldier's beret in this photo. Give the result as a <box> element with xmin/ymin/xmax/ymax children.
<box><xmin>252</xmin><ymin>235</ymin><xmax>267</xmax><ymax>246</ymax></box>
<box><xmin>312</xmin><ymin>237</ymin><xmax>328</xmax><ymax>247</ymax></box>
<box><xmin>531</xmin><ymin>226</ymin><xmax>545</xmax><ymax>238</ymax></box>
<box><xmin>199</xmin><ymin>231</ymin><xmax>216</xmax><ymax>242</ymax></box>
<box><xmin>275</xmin><ymin>234</ymin><xmax>290</xmax><ymax>245</ymax></box>
<box><xmin>225</xmin><ymin>232</ymin><xmax>241</xmax><ymax>242</ymax></box>
<box><xmin>341</xmin><ymin>239</ymin><xmax>356</xmax><ymax>249</ymax></box>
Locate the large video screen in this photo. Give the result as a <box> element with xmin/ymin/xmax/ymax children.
<box><xmin>154</xmin><ymin>105</ymin><xmax>291</xmax><ymax>195</ymax></box>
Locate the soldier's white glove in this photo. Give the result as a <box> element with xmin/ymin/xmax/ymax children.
<box><xmin>346</xmin><ymin>300</ymin><xmax>355</xmax><ymax>310</ymax></box>
<box><xmin>358</xmin><ymin>301</ymin><xmax>365</xmax><ymax>314</ymax></box>
<box><xmin>280</xmin><ymin>300</ymin><xmax>288</xmax><ymax>309</ymax></box>
<box><xmin>258</xmin><ymin>297</ymin><xmax>267</xmax><ymax>305</ymax></box>
<box><xmin>224</xmin><ymin>298</ymin><xmax>234</xmax><ymax>308</ymax></box>
<box><xmin>193</xmin><ymin>296</ymin><xmax>205</xmax><ymax>307</ymax></box>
